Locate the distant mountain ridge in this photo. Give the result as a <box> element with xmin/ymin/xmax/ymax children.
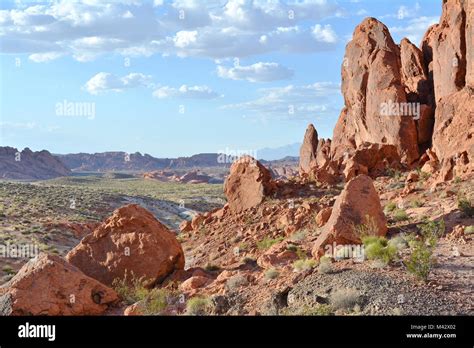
<box><xmin>0</xmin><ymin>147</ymin><xmax>71</xmax><ymax>180</ymax></box>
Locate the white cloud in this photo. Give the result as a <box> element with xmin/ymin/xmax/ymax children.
<box><xmin>152</xmin><ymin>84</ymin><xmax>220</xmax><ymax>99</ymax></box>
<box><xmin>222</xmin><ymin>82</ymin><xmax>341</xmax><ymax>119</ymax></box>
<box><xmin>84</xmin><ymin>72</ymin><xmax>152</xmax><ymax>95</ymax></box>
<box><xmin>312</xmin><ymin>24</ymin><xmax>338</xmax><ymax>43</ymax></box>
<box><xmin>28</xmin><ymin>51</ymin><xmax>64</xmax><ymax>62</ymax></box>
<box><xmin>217</xmin><ymin>62</ymin><xmax>293</xmax><ymax>82</ymax></box>
<box><xmin>390</xmin><ymin>16</ymin><xmax>439</xmax><ymax>45</ymax></box>
<box><xmin>0</xmin><ymin>0</ymin><xmax>341</xmax><ymax>62</ymax></box>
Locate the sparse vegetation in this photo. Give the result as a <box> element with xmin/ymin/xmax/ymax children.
<box><xmin>405</xmin><ymin>219</ymin><xmax>445</xmax><ymax>281</ymax></box>
<box><xmin>186</xmin><ymin>296</ymin><xmax>213</xmax><ymax>315</ymax></box>
<box><xmin>393</xmin><ymin>209</ymin><xmax>409</xmax><ymax>222</ymax></box>
<box><xmin>293</xmin><ymin>258</ymin><xmax>317</xmax><ymax>272</ymax></box>
<box><xmin>318</xmin><ymin>256</ymin><xmax>333</xmax><ymax>274</ymax></box>
<box><xmin>457</xmin><ymin>195</ymin><xmax>474</xmax><ymax>217</ymax></box>
<box><xmin>264</xmin><ymin>268</ymin><xmax>279</xmax><ymax>280</ymax></box>
<box><xmin>256</xmin><ymin>236</ymin><xmax>283</xmax><ymax>250</ymax></box>
<box><xmin>465</xmin><ymin>226</ymin><xmax>474</xmax><ymax>235</ymax></box>
<box><xmin>353</xmin><ymin>215</ymin><xmax>380</xmax><ymax>237</ymax></box>
<box><xmin>112</xmin><ymin>273</ymin><xmax>169</xmax><ymax>314</ymax></box>
<box><xmin>384</xmin><ymin>202</ymin><xmax>397</xmax><ymax>214</ymax></box>
<box><xmin>283</xmin><ymin>304</ymin><xmax>333</xmax><ymax>316</ymax></box>
<box><xmin>330</xmin><ymin>288</ymin><xmax>361</xmax><ymax>311</ymax></box>
<box><xmin>362</xmin><ymin>236</ymin><xmax>398</xmax><ymax>265</ymax></box>
<box><xmin>226</xmin><ymin>274</ymin><xmax>248</xmax><ymax>290</ymax></box>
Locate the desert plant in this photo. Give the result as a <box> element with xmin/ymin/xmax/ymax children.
<box><xmin>226</xmin><ymin>274</ymin><xmax>248</xmax><ymax>290</ymax></box>
<box><xmin>318</xmin><ymin>256</ymin><xmax>334</xmax><ymax>274</ymax></box>
<box><xmin>256</xmin><ymin>236</ymin><xmax>283</xmax><ymax>250</ymax></box>
<box><xmin>457</xmin><ymin>195</ymin><xmax>474</xmax><ymax>217</ymax></box>
<box><xmin>284</xmin><ymin>304</ymin><xmax>333</xmax><ymax>316</ymax></box>
<box><xmin>264</xmin><ymin>268</ymin><xmax>279</xmax><ymax>280</ymax></box>
<box><xmin>465</xmin><ymin>226</ymin><xmax>474</xmax><ymax>235</ymax></box>
<box><xmin>353</xmin><ymin>215</ymin><xmax>380</xmax><ymax>238</ymax></box>
<box><xmin>293</xmin><ymin>258</ymin><xmax>317</xmax><ymax>272</ymax></box>
<box><xmin>186</xmin><ymin>296</ymin><xmax>213</xmax><ymax>315</ymax></box>
<box><xmin>384</xmin><ymin>202</ymin><xmax>397</xmax><ymax>214</ymax></box>
<box><xmin>362</xmin><ymin>236</ymin><xmax>398</xmax><ymax>264</ymax></box>
<box><xmin>404</xmin><ymin>219</ymin><xmax>444</xmax><ymax>281</ymax></box>
<box><xmin>330</xmin><ymin>288</ymin><xmax>360</xmax><ymax>311</ymax></box>
<box><xmin>393</xmin><ymin>209</ymin><xmax>409</xmax><ymax>222</ymax></box>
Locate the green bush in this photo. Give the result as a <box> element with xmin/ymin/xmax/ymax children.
<box><xmin>457</xmin><ymin>196</ymin><xmax>474</xmax><ymax>217</ymax></box>
<box><xmin>362</xmin><ymin>236</ymin><xmax>397</xmax><ymax>264</ymax></box>
<box><xmin>384</xmin><ymin>202</ymin><xmax>397</xmax><ymax>214</ymax></box>
<box><xmin>404</xmin><ymin>219</ymin><xmax>444</xmax><ymax>281</ymax></box>
<box><xmin>465</xmin><ymin>226</ymin><xmax>474</xmax><ymax>235</ymax></box>
<box><xmin>393</xmin><ymin>209</ymin><xmax>409</xmax><ymax>222</ymax></box>
<box><xmin>257</xmin><ymin>236</ymin><xmax>284</xmax><ymax>250</ymax></box>
<box><xmin>186</xmin><ymin>296</ymin><xmax>213</xmax><ymax>315</ymax></box>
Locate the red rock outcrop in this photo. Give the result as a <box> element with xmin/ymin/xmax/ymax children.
<box><xmin>421</xmin><ymin>0</ymin><xmax>473</xmax><ymax>179</ymax></box>
<box><xmin>342</xmin><ymin>143</ymin><xmax>401</xmax><ymax>181</ymax></box>
<box><xmin>422</xmin><ymin>0</ymin><xmax>467</xmax><ymax>102</ymax></box>
<box><xmin>66</xmin><ymin>204</ymin><xmax>185</xmax><ymax>287</ymax></box>
<box><xmin>331</xmin><ymin>18</ymin><xmax>420</xmax><ymax>165</ymax></box>
<box><xmin>299</xmin><ymin>124</ymin><xmax>319</xmax><ymax>174</ymax></box>
<box><xmin>224</xmin><ymin>156</ymin><xmax>274</xmax><ymax>214</ymax></box>
<box><xmin>311</xmin><ymin>175</ymin><xmax>387</xmax><ymax>258</ymax></box>
<box><xmin>0</xmin><ymin>253</ymin><xmax>119</xmax><ymax>315</ymax></box>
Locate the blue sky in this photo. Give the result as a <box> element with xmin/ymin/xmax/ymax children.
<box><xmin>0</xmin><ymin>0</ymin><xmax>441</xmax><ymax>157</ymax></box>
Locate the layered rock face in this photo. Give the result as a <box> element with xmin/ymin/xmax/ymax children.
<box><xmin>66</xmin><ymin>204</ymin><xmax>185</xmax><ymax>287</ymax></box>
<box><xmin>224</xmin><ymin>156</ymin><xmax>274</xmax><ymax>213</ymax></box>
<box><xmin>331</xmin><ymin>18</ymin><xmax>420</xmax><ymax>165</ymax></box>
<box><xmin>312</xmin><ymin>175</ymin><xmax>387</xmax><ymax>258</ymax></box>
<box><xmin>0</xmin><ymin>147</ymin><xmax>70</xmax><ymax>180</ymax></box>
<box><xmin>422</xmin><ymin>0</ymin><xmax>473</xmax><ymax>179</ymax></box>
<box><xmin>0</xmin><ymin>253</ymin><xmax>119</xmax><ymax>315</ymax></box>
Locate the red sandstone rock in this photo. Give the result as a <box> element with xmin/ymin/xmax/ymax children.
<box><xmin>66</xmin><ymin>204</ymin><xmax>185</xmax><ymax>287</ymax></box>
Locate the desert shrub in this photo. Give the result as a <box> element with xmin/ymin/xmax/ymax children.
<box><xmin>284</xmin><ymin>304</ymin><xmax>333</xmax><ymax>316</ymax></box>
<box><xmin>453</xmin><ymin>176</ymin><xmax>462</xmax><ymax>184</ymax></box>
<box><xmin>2</xmin><ymin>265</ymin><xmax>15</xmax><ymax>275</ymax></box>
<box><xmin>264</xmin><ymin>268</ymin><xmax>279</xmax><ymax>280</ymax></box>
<box><xmin>186</xmin><ymin>296</ymin><xmax>213</xmax><ymax>315</ymax></box>
<box><xmin>293</xmin><ymin>258</ymin><xmax>317</xmax><ymax>272</ymax></box>
<box><xmin>353</xmin><ymin>215</ymin><xmax>380</xmax><ymax>237</ymax></box>
<box><xmin>362</xmin><ymin>236</ymin><xmax>398</xmax><ymax>264</ymax></box>
<box><xmin>257</xmin><ymin>236</ymin><xmax>284</xmax><ymax>250</ymax></box>
<box><xmin>410</xmin><ymin>200</ymin><xmax>423</xmax><ymax>208</ymax></box>
<box><xmin>290</xmin><ymin>229</ymin><xmax>307</xmax><ymax>242</ymax></box>
<box><xmin>457</xmin><ymin>195</ymin><xmax>474</xmax><ymax>217</ymax></box>
<box><xmin>384</xmin><ymin>202</ymin><xmax>397</xmax><ymax>214</ymax></box>
<box><xmin>226</xmin><ymin>274</ymin><xmax>248</xmax><ymax>290</ymax></box>
<box><xmin>318</xmin><ymin>256</ymin><xmax>333</xmax><ymax>274</ymax></box>
<box><xmin>387</xmin><ymin>235</ymin><xmax>408</xmax><ymax>251</ymax></box>
<box><xmin>393</xmin><ymin>209</ymin><xmax>409</xmax><ymax>222</ymax></box>
<box><xmin>387</xmin><ymin>168</ymin><xmax>402</xmax><ymax>180</ymax></box>
<box><xmin>465</xmin><ymin>226</ymin><xmax>474</xmax><ymax>235</ymax></box>
<box><xmin>405</xmin><ymin>219</ymin><xmax>444</xmax><ymax>281</ymax></box>
<box><xmin>330</xmin><ymin>288</ymin><xmax>360</xmax><ymax>311</ymax></box>
<box><xmin>112</xmin><ymin>273</ymin><xmax>169</xmax><ymax>314</ymax></box>
<box><xmin>204</xmin><ymin>263</ymin><xmax>220</xmax><ymax>272</ymax></box>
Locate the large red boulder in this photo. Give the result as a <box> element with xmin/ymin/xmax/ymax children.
<box><xmin>312</xmin><ymin>175</ymin><xmax>387</xmax><ymax>258</ymax></box>
<box><xmin>223</xmin><ymin>156</ymin><xmax>274</xmax><ymax>213</ymax></box>
<box><xmin>66</xmin><ymin>204</ymin><xmax>185</xmax><ymax>287</ymax></box>
<box><xmin>0</xmin><ymin>253</ymin><xmax>119</xmax><ymax>315</ymax></box>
